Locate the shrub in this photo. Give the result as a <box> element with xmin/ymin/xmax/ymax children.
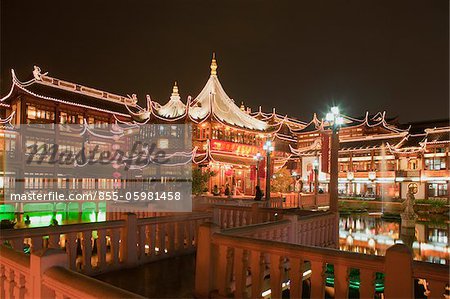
<box><xmin>192</xmin><ymin>168</ymin><xmax>216</xmax><ymax>196</ymax></box>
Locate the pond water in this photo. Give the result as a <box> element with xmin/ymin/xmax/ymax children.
<box><xmin>1</xmin><ymin>203</ymin><xmax>448</xmax><ymax>265</ymax></box>
<box><xmin>0</xmin><ymin>202</ymin><xmax>106</xmax><ymax>228</ymax></box>
<box><xmin>339</xmin><ymin>214</ymin><xmax>449</xmax><ymax>265</ymax></box>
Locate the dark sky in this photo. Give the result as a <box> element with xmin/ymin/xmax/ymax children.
<box><xmin>1</xmin><ymin>0</ymin><xmax>448</xmax><ymax>123</ymax></box>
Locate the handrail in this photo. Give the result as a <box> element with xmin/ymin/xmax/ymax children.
<box><xmin>43</xmin><ymin>266</ymin><xmax>143</xmax><ymax>299</ymax></box>
<box><xmin>221</xmin><ymin>220</ymin><xmax>291</xmax><ymax>236</ymax></box>
<box><xmin>412</xmin><ymin>260</ymin><xmax>450</xmax><ymax>281</ymax></box>
<box><xmin>0</xmin><ymin>245</ymin><xmax>31</xmax><ymax>273</ymax></box>
<box><xmin>137</xmin><ymin>212</ymin><xmax>211</xmax><ymax>225</ymax></box>
<box><xmin>212</xmin><ymin>233</ymin><xmax>384</xmax><ymax>271</ymax></box>
<box><xmin>0</xmin><ymin>219</ymin><xmax>125</xmax><ymax>240</ymax></box>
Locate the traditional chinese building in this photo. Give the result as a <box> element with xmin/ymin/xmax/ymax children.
<box><xmin>0</xmin><ymin>57</ymin><xmax>449</xmax><ymax>200</ymax></box>
<box><xmin>292</xmin><ymin>112</ymin><xmax>450</xmax><ymax>201</ymax></box>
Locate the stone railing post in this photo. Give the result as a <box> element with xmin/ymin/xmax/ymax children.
<box><xmin>30</xmin><ymin>248</ymin><xmax>68</xmax><ymax>298</ymax></box>
<box><xmin>123</xmin><ymin>213</ymin><xmax>138</xmax><ymax>267</ymax></box>
<box><xmin>213</xmin><ymin>206</ymin><xmax>220</xmax><ymax>226</ymax></box>
<box><xmin>384</xmin><ymin>244</ymin><xmax>413</xmax><ymax>298</ymax></box>
<box><xmin>283</xmin><ymin>214</ymin><xmax>298</xmax><ymax>244</ymax></box>
<box><xmin>195</xmin><ymin>222</ymin><xmax>219</xmax><ymax>298</ymax></box>
<box><xmin>251</xmin><ymin>203</ymin><xmax>259</xmax><ymax>224</ymax></box>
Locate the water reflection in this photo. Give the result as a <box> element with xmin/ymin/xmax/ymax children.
<box><xmin>339</xmin><ymin>214</ymin><xmax>450</xmax><ymax>265</ymax></box>
<box><xmin>2</xmin><ymin>209</ymin><xmax>106</xmax><ymax>228</ymax></box>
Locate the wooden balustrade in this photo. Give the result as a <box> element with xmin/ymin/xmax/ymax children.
<box><xmin>0</xmin><ymin>212</ymin><xmax>211</xmax><ymax>276</ymax></box>
<box><xmin>195</xmin><ymin>225</ymin><xmax>450</xmax><ymax>298</ymax></box>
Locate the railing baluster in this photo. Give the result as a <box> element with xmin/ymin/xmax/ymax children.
<box><xmin>359</xmin><ymin>269</ymin><xmax>375</xmax><ymax>299</ymax></box>
<box><xmin>334</xmin><ymin>264</ymin><xmax>349</xmax><ymax>298</ymax></box>
<box><xmin>110</xmin><ymin>228</ymin><xmax>121</xmax><ymax>266</ymax></box>
<box><xmin>149</xmin><ymin>224</ymin><xmax>156</xmax><ymax>256</ymax></box>
<box><xmin>310</xmin><ymin>260</ymin><xmax>325</xmax><ymax>299</ymax></box>
<box><xmin>427</xmin><ymin>279</ymin><xmax>447</xmax><ymax>299</ymax></box>
<box><xmin>168</xmin><ymin>223</ymin><xmax>175</xmax><ymax>254</ymax></box>
<box><xmin>97</xmin><ymin>229</ymin><xmax>107</xmax><ymax>269</ymax></box>
<box><xmin>176</xmin><ymin>221</ymin><xmax>185</xmax><ymax>251</ymax></box>
<box><xmin>250</xmin><ymin>250</ymin><xmax>263</xmax><ymax>299</ymax></box>
<box><xmin>65</xmin><ymin>232</ymin><xmax>77</xmax><ymax>270</ymax></box>
<box><xmin>233</xmin><ymin>248</ymin><xmax>247</xmax><ymax>298</ymax></box>
<box><xmin>13</xmin><ymin>271</ymin><xmax>26</xmax><ymax>299</ymax></box>
<box><xmin>290</xmin><ymin>257</ymin><xmax>303</xmax><ymax>299</ymax></box>
<box><xmin>81</xmin><ymin>230</ymin><xmax>93</xmax><ymax>273</ymax></box>
<box><xmin>158</xmin><ymin>223</ymin><xmax>166</xmax><ymax>255</ymax></box>
<box><xmin>138</xmin><ymin>225</ymin><xmax>146</xmax><ymax>260</ymax></box>
<box><xmin>216</xmin><ymin>245</ymin><xmax>230</xmax><ymax>297</ymax></box>
<box><xmin>4</xmin><ymin>267</ymin><xmax>14</xmax><ymax>299</ymax></box>
<box><xmin>269</xmin><ymin>254</ymin><xmax>282</xmax><ymax>299</ymax></box>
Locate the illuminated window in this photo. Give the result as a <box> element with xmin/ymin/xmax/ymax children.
<box><xmin>158</xmin><ymin>138</ymin><xmax>169</xmax><ymax>149</ymax></box>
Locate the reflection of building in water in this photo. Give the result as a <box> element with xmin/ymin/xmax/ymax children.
<box><xmin>339</xmin><ymin>215</ymin><xmax>449</xmax><ymax>264</ymax></box>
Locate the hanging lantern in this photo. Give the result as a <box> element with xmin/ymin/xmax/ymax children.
<box><xmin>225</xmin><ymin>169</ymin><xmax>233</xmax><ymax>176</ymax></box>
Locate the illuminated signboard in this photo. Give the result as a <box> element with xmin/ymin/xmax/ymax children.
<box><xmin>210</xmin><ymin>139</ymin><xmax>259</xmax><ymax>156</ymax></box>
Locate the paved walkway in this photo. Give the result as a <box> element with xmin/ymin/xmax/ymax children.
<box><xmin>95</xmin><ymin>254</ymin><xmax>196</xmax><ymax>298</ymax></box>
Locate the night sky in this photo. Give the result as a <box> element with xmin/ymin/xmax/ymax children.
<box><xmin>1</xmin><ymin>0</ymin><xmax>448</xmax><ymax>123</ymax></box>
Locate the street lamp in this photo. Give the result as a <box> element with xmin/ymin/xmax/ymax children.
<box><xmin>325</xmin><ymin>106</ymin><xmax>343</xmax><ymax>213</ymax></box>
<box><xmin>263</xmin><ymin>140</ymin><xmax>274</xmax><ymax>200</ymax></box>
<box><xmin>253</xmin><ymin>152</ymin><xmax>263</xmax><ymax>189</ymax></box>
<box><xmin>313</xmin><ymin>158</ymin><xmax>319</xmax><ymax>191</ymax></box>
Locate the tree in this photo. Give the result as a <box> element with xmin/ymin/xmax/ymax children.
<box><xmin>192</xmin><ymin>167</ymin><xmax>216</xmax><ymax>195</ymax></box>
<box><xmin>271</xmin><ymin>167</ymin><xmax>292</xmax><ymax>193</ymax></box>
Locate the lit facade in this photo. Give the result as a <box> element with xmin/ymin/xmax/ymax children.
<box><xmin>293</xmin><ymin>113</ymin><xmax>450</xmax><ymax>201</ymax></box>
<box><xmin>0</xmin><ymin>59</ymin><xmax>449</xmax><ymax>200</ymax></box>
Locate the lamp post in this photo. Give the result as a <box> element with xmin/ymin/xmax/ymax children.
<box><xmin>326</xmin><ymin>106</ymin><xmax>344</xmax><ymax>213</ymax></box>
<box><xmin>253</xmin><ymin>152</ymin><xmax>263</xmax><ymax>189</ymax></box>
<box><xmin>313</xmin><ymin>159</ymin><xmax>319</xmax><ymax>207</ymax></box>
<box><xmin>263</xmin><ymin>140</ymin><xmax>274</xmax><ymax>200</ymax></box>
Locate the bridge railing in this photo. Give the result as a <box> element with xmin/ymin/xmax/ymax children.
<box><xmin>0</xmin><ymin>212</ymin><xmax>211</xmax><ymax>276</ymax></box>
<box><xmin>195</xmin><ymin>224</ymin><xmax>449</xmax><ymax>298</ymax></box>
<box><xmin>0</xmin><ymin>245</ymin><xmax>142</xmax><ymax>299</ymax></box>
<box><xmin>218</xmin><ymin>211</ymin><xmax>337</xmax><ymax>247</ymax></box>
<box><xmin>212</xmin><ymin>203</ymin><xmax>283</xmax><ymax>229</ymax></box>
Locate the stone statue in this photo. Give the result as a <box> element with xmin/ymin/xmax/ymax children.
<box><xmin>401</xmin><ymin>188</ymin><xmax>417</xmax><ymax>228</ymax></box>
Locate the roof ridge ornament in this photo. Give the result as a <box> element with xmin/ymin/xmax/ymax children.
<box><xmin>172</xmin><ymin>81</ymin><xmax>179</xmax><ymax>97</ymax></box>
<box><xmin>210</xmin><ymin>52</ymin><xmax>218</xmax><ymax>76</ymax></box>
<box><xmin>33</xmin><ymin>66</ymin><xmax>48</xmax><ymax>81</ymax></box>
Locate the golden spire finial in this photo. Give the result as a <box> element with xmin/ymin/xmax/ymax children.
<box><xmin>210</xmin><ymin>52</ymin><xmax>218</xmax><ymax>76</ymax></box>
<box><xmin>172</xmin><ymin>81</ymin><xmax>179</xmax><ymax>96</ymax></box>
